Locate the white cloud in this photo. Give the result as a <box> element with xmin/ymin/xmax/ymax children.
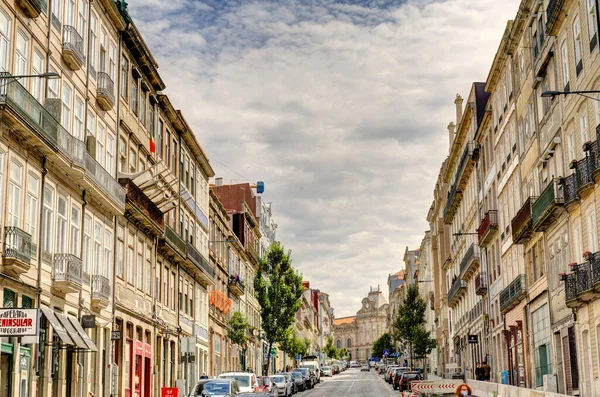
<box><xmin>129</xmin><ymin>0</ymin><xmax>519</xmax><ymax>316</ymax></box>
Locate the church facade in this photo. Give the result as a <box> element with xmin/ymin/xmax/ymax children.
<box><xmin>333</xmin><ymin>287</ymin><xmax>389</xmax><ymax>361</ymax></box>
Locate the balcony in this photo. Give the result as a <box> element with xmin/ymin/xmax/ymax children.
<box><xmin>469</xmin><ymin>300</ymin><xmax>483</xmax><ymax>323</ymax></box>
<box><xmin>96</xmin><ymin>72</ymin><xmax>115</xmax><ymax>111</ymax></box>
<box><xmin>159</xmin><ymin>225</ymin><xmax>186</xmax><ymax>263</ymax></box>
<box><xmin>16</xmin><ymin>0</ymin><xmax>46</xmax><ymax>18</ymax></box>
<box><xmin>52</xmin><ymin>254</ymin><xmax>83</xmax><ymax>294</ymax></box>
<box><xmin>477</xmin><ymin>210</ymin><xmax>498</xmax><ymax>245</ymax></box>
<box><xmin>575</xmin><ymin>154</ymin><xmax>595</xmax><ymax>198</ymax></box>
<box><xmin>121</xmin><ymin>179</ymin><xmax>164</xmax><ymax>237</ymax></box>
<box><xmin>91</xmin><ymin>275</ymin><xmax>111</xmax><ymax>309</ymax></box>
<box><xmin>564</xmin><ymin>252</ymin><xmax>600</xmax><ymax>308</ymax></box>
<box><xmin>2</xmin><ymin>227</ymin><xmax>33</xmax><ymax>276</ymax></box>
<box><xmin>229</xmin><ymin>275</ymin><xmax>245</xmax><ymax>297</ymax></box>
<box><xmin>185</xmin><ymin>242</ymin><xmax>215</xmax><ymax>286</ymax></box>
<box><xmin>447</xmin><ymin>278</ymin><xmax>467</xmax><ymax>308</ymax></box>
<box><xmin>459</xmin><ymin>243</ymin><xmax>480</xmax><ymax>281</ymax></box>
<box><xmin>511</xmin><ymin>197</ymin><xmax>536</xmax><ymax>244</ymax></box>
<box><xmin>443</xmin><ymin>182</ymin><xmax>463</xmax><ymax>224</ymax></box>
<box><xmin>444</xmin><ymin>141</ymin><xmax>479</xmax><ymax>224</ymax></box>
<box><xmin>0</xmin><ymin>74</ymin><xmax>125</xmax><ymax>213</ymax></box>
<box><xmin>475</xmin><ymin>272</ymin><xmax>488</xmax><ymax>295</ymax></box>
<box><xmin>500</xmin><ymin>274</ymin><xmax>526</xmax><ymax>313</ymax></box>
<box><xmin>562</xmin><ymin>174</ymin><xmax>579</xmax><ymax>208</ymax></box>
<box><xmin>532</xmin><ymin>178</ymin><xmax>564</xmax><ymax>232</ymax></box>
<box><xmin>62</xmin><ymin>25</ymin><xmax>85</xmax><ymax>70</ymax></box>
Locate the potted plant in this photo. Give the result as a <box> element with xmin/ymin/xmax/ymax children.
<box><xmin>559</xmin><ymin>272</ymin><xmax>567</xmax><ymax>281</ymax></box>
<box><xmin>584</xmin><ymin>251</ymin><xmax>592</xmax><ymax>260</ymax></box>
<box><xmin>583</xmin><ymin>141</ymin><xmax>594</xmax><ymax>152</ymax></box>
<box><xmin>570</xmin><ymin>159</ymin><xmax>578</xmax><ymax>169</ymax></box>
<box><xmin>568</xmin><ymin>262</ymin><xmax>578</xmax><ymax>271</ymax></box>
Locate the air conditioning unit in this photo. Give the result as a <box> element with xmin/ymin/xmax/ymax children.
<box><xmin>543</xmin><ymin>374</ymin><xmax>557</xmax><ymax>392</ymax></box>
<box><xmin>86</xmin><ymin>136</ymin><xmax>96</xmax><ymax>157</ymax></box>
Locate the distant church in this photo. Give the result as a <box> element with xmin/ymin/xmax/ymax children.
<box><xmin>332</xmin><ymin>286</ymin><xmax>389</xmax><ymax>361</ymax></box>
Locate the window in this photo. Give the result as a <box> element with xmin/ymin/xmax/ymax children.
<box><xmin>165</xmin><ymin>130</ymin><xmax>171</xmax><ymax>167</ymax></box>
<box><xmin>107</xmin><ymin>133</ymin><xmax>116</xmax><ymax>176</ymax></box>
<box><xmin>137</xmin><ymin>241</ymin><xmax>143</xmax><ymax>290</ymax></box>
<box><xmin>574</xmin><ymin>17</ymin><xmax>583</xmax><ymax>75</ymax></box>
<box><xmin>90</xmin><ymin>12</ymin><xmax>98</xmax><ymax>76</ymax></box>
<box><xmin>93</xmin><ymin>222</ymin><xmax>102</xmax><ymax>275</ymax></box>
<box><xmin>104</xmin><ymin>229</ymin><xmax>113</xmax><ymax>278</ymax></box>
<box><xmin>7</xmin><ymin>160</ymin><xmax>23</xmax><ymax>228</ymax></box>
<box><xmin>587</xmin><ymin>0</ymin><xmax>598</xmax><ymax>50</ymax></box>
<box><xmin>31</xmin><ymin>51</ymin><xmax>45</xmax><ymax>102</ymax></box>
<box><xmin>83</xmin><ymin>215</ymin><xmax>91</xmax><ymax>274</ymax></box>
<box><xmin>140</xmin><ymin>90</ymin><xmax>147</xmax><ymax>126</ymax></box>
<box><xmin>116</xmin><ymin>225</ymin><xmax>124</xmax><ymax>278</ymax></box>
<box><xmin>99</xmin><ymin>28</ymin><xmax>107</xmax><ymax>73</ymax></box>
<box><xmin>580</xmin><ymin>113</ymin><xmax>589</xmax><ymax>143</ymax></box>
<box><xmin>70</xmin><ymin>206</ymin><xmax>80</xmax><ymax>256</ymax></box>
<box><xmin>119</xmin><ymin>136</ymin><xmax>127</xmax><ymax>172</ymax></box>
<box><xmin>78</xmin><ymin>0</ymin><xmax>87</xmax><ymax>49</ymax></box>
<box><xmin>51</xmin><ymin>0</ymin><xmax>62</xmax><ymax>28</ymax></box>
<box><xmin>48</xmin><ymin>68</ymin><xmax>59</xmax><ymax>99</ymax></box>
<box><xmin>587</xmin><ymin>210</ymin><xmax>598</xmax><ymax>252</ymax></box>
<box><xmin>109</xmin><ymin>43</ymin><xmax>116</xmax><ymax>81</ymax></box>
<box><xmin>568</xmin><ymin>131</ymin><xmax>575</xmax><ymax>161</ymax></box>
<box><xmin>149</xmin><ymin>104</ymin><xmax>155</xmax><ymax>137</ymax></box>
<box><xmin>97</xmin><ymin>122</ymin><xmax>106</xmax><ymax>167</ymax></box>
<box><xmin>170</xmin><ymin>271</ymin><xmax>175</xmax><ymax>310</ymax></box>
<box><xmin>172</xmin><ymin>138</ymin><xmax>177</xmax><ymax>174</ymax></box>
<box><xmin>62</xmin><ymin>83</ymin><xmax>73</xmax><ymax>133</ymax></box>
<box><xmin>87</xmin><ymin>109</ymin><xmax>96</xmax><ymax>141</ymax></box>
<box><xmin>163</xmin><ymin>266</ymin><xmax>168</xmax><ymax>306</ymax></box>
<box><xmin>129</xmin><ymin>148</ymin><xmax>137</xmax><ymax>172</ymax></box>
<box><xmin>131</xmin><ymin>78</ymin><xmax>139</xmax><ymax>114</ymax></box>
<box><xmin>41</xmin><ymin>186</ymin><xmax>55</xmax><ymax>253</ymax></box>
<box><xmin>15</xmin><ymin>31</ymin><xmax>29</xmax><ymax>78</ymax></box>
<box><xmin>0</xmin><ymin>11</ymin><xmax>10</xmax><ymax>71</ymax></box>
<box><xmin>157</xmin><ymin>119</ymin><xmax>163</xmax><ymax>159</ymax></box>
<box><xmin>25</xmin><ymin>173</ymin><xmax>39</xmax><ymax>247</ymax></box>
<box><xmin>65</xmin><ymin>0</ymin><xmax>75</xmax><ymax>27</ymax></box>
<box><xmin>561</xmin><ymin>40</ymin><xmax>570</xmax><ymax>90</ymax></box>
<box><xmin>532</xmin><ymin>304</ymin><xmax>552</xmax><ymax>386</ymax></box>
<box><xmin>56</xmin><ymin>195</ymin><xmax>68</xmax><ymax>254</ymax></box>
<box><xmin>145</xmin><ymin>246</ymin><xmax>152</xmax><ymax>295</ymax></box>
<box><xmin>74</xmin><ymin>97</ymin><xmax>84</xmax><ymax>140</ymax></box>
<box><xmin>127</xmin><ymin>233</ymin><xmax>135</xmax><ymax>284</ymax></box>
<box><xmin>121</xmin><ymin>57</ymin><xmax>129</xmax><ymax>99</ymax></box>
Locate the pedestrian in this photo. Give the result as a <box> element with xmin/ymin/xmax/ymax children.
<box><xmin>455</xmin><ymin>383</ymin><xmax>474</xmax><ymax>397</ymax></box>
<box><xmin>475</xmin><ymin>362</ymin><xmax>485</xmax><ymax>381</ymax></box>
<box><xmin>200</xmin><ymin>373</ymin><xmax>208</xmax><ymax>380</ymax></box>
<box><xmin>482</xmin><ymin>361</ymin><xmax>491</xmax><ymax>381</ymax></box>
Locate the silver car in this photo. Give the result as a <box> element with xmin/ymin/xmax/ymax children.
<box><xmin>270</xmin><ymin>375</ymin><xmax>292</xmax><ymax>397</ymax></box>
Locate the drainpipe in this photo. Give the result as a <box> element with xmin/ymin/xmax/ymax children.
<box><xmin>44</xmin><ymin>1</ymin><xmax>53</xmax><ymax>96</ymax></box>
<box><xmin>115</xmin><ymin>29</ymin><xmax>123</xmax><ymax>177</ymax></box>
<box><xmin>35</xmin><ymin>156</ymin><xmax>47</xmax><ymax>397</ymax></box>
<box><xmin>77</xmin><ymin>190</ymin><xmax>87</xmax><ymax>397</ymax></box>
<box><xmin>110</xmin><ymin>215</ymin><xmax>118</xmax><ymax>397</ymax></box>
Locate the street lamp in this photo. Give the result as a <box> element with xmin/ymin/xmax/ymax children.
<box><xmin>541</xmin><ymin>90</ymin><xmax>600</xmax><ymax>101</ymax></box>
<box><xmin>0</xmin><ymin>72</ymin><xmax>61</xmax><ymax>91</ymax></box>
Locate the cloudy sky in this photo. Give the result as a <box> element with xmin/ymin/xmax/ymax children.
<box><xmin>129</xmin><ymin>0</ymin><xmax>520</xmax><ymax>317</ymax></box>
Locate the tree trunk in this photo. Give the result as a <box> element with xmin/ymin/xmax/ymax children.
<box><xmin>410</xmin><ymin>344</ymin><xmax>413</xmax><ymax>369</ymax></box>
<box><xmin>265</xmin><ymin>342</ymin><xmax>273</xmax><ymax>375</ymax></box>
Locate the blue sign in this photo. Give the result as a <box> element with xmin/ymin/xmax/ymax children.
<box><xmin>295</xmin><ymin>355</ymin><xmax>302</xmax><ymax>361</ymax></box>
<box><xmin>383</xmin><ymin>350</ymin><xmax>390</xmax><ymax>357</ymax></box>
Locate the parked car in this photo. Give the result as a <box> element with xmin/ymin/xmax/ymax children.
<box><xmin>278</xmin><ymin>373</ymin><xmax>297</xmax><ymax>394</ymax></box>
<box><xmin>291</xmin><ymin>372</ymin><xmax>306</xmax><ymax>392</ymax></box>
<box><xmin>256</xmin><ymin>377</ymin><xmax>277</xmax><ymax>396</ymax></box>
<box><xmin>392</xmin><ymin>368</ymin><xmax>409</xmax><ymax>390</ymax></box>
<box><xmin>293</xmin><ymin>368</ymin><xmax>314</xmax><ymax>389</ymax></box>
<box><xmin>360</xmin><ymin>363</ymin><xmax>370</xmax><ymax>372</ymax></box>
<box><xmin>219</xmin><ymin>372</ymin><xmax>259</xmax><ymax>393</ymax></box>
<box><xmin>384</xmin><ymin>366</ymin><xmax>398</xmax><ymax>382</ymax></box>
<box><xmin>270</xmin><ymin>375</ymin><xmax>292</xmax><ymax>397</ymax></box>
<box><xmin>377</xmin><ymin>364</ymin><xmax>386</xmax><ymax>375</ymax></box>
<box><xmin>190</xmin><ymin>379</ymin><xmax>240</xmax><ymax>397</ymax></box>
<box><xmin>321</xmin><ymin>366</ymin><xmax>332</xmax><ymax>377</ymax></box>
<box><xmin>398</xmin><ymin>372</ymin><xmax>423</xmax><ymax>392</ymax></box>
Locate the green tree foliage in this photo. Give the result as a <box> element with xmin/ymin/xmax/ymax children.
<box><xmin>393</xmin><ymin>284</ymin><xmax>436</xmax><ymax>367</ymax></box>
<box><xmin>372</xmin><ymin>332</ymin><xmax>395</xmax><ymax>358</ymax></box>
<box><xmin>255</xmin><ymin>242</ymin><xmax>304</xmax><ymax>374</ymax></box>
<box><xmin>227</xmin><ymin>311</ymin><xmax>248</xmax><ymax>346</ymax></box>
<box><xmin>323</xmin><ymin>336</ymin><xmax>338</xmax><ymax>360</ymax></box>
<box><xmin>299</xmin><ymin>338</ymin><xmax>311</xmax><ymax>357</ymax></box>
<box><xmin>339</xmin><ymin>347</ymin><xmax>349</xmax><ymax>359</ymax></box>
<box><xmin>279</xmin><ymin>328</ymin><xmax>304</xmax><ymax>359</ymax></box>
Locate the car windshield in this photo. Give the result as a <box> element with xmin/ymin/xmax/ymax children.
<box><xmin>405</xmin><ymin>374</ymin><xmax>420</xmax><ymax>379</ymax></box>
<box><xmin>202</xmin><ymin>382</ymin><xmax>231</xmax><ymax>395</ymax></box>
<box><xmin>220</xmin><ymin>375</ymin><xmax>250</xmax><ymax>387</ymax></box>
<box><xmin>322</xmin><ymin>367</ymin><xmax>330</xmax><ymax>370</ymax></box>
<box><xmin>271</xmin><ymin>376</ymin><xmax>285</xmax><ymax>383</ymax></box>
<box><xmin>296</xmin><ymin>369</ymin><xmax>309</xmax><ymax>375</ymax></box>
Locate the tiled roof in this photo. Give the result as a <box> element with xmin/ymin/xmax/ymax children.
<box><xmin>333</xmin><ymin>316</ymin><xmax>357</xmax><ymax>326</ymax></box>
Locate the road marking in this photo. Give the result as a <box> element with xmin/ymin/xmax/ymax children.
<box><xmin>347</xmin><ymin>378</ymin><xmax>356</xmax><ymax>393</ymax></box>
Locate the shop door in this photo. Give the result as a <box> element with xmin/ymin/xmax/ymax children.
<box><xmin>1</xmin><ymin>348</ymin><xmax>13</xmax><ymax>397</ymax></box>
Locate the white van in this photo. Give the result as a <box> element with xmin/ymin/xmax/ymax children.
<box><xmin>300</xmin><ymin>360</ymin><xmax>321</xmax><ymax>383</ymax></box>
<box><xmin>218</xmin><ymin>372</ymin><xmax>259</xmax><ymax>393</ymax></box>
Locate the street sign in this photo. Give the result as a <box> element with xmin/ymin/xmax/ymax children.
<box><xmin>295</xmin><ymin>355</ymin><xmax>301</xmax><ymax>361</ymax></box>
<box><xmin>383</xmin><ymin>349</ymin><xmax>389</xmax><ymax>357</ymax></box>
<box><xmin>111</xmin><ymin>331</ymin><xmax>121</xmax><ymax>341</ymax></box>
<box><xmin>161</xmin><ymin>388</ymin><xmax>179</xmax><ymax>397</ymax></box>
<box><xmin>468</xmin><ymin>335</ymin><xmax>478</xmax><ymax>344</ymax></box>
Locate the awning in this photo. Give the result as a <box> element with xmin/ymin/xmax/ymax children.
<box><xmin>69</xmin><ymin>317</ymin><xmax>97</xmax><ymax>351</ymax></box>
<box><xmin>39</xmin><ymin>306</ymin><xmax>73</xmax><ymax>345</ymax></box>
<box><xmin>55</xmin><ymin>313</ymin><xmax>88</xmax><ymax>349</ymax></box>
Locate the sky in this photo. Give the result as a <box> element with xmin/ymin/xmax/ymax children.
<box><xmin>129</xmin><ymin>0</ymin><xmax>520</xmax><ymax>317</ymax></box>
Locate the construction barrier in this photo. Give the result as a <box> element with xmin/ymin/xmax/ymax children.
<box><xmin>410</xmin><ymin>380</ymin><xmax>460</xmax><ymax>395</ymax></box>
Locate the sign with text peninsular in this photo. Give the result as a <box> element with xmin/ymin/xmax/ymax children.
<box><xmin>0</xmin><ymin>309</ymin><xmax>38</xmax><ymax>337</ymax></box>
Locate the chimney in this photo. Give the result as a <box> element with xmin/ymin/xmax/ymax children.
<box><xmin>448</xmin><ymin>122</ymin><xmax>456</xmax><ymax>149</ymax></box>
<box><xmin>454</xmin><ymin>94</ymin><xmax>463</xmax><ymax>125</ymax></box>
<box><xmin>215</xmin><ymin>177</ymin><xmax>223</xmax><ymax>186</ymax></box>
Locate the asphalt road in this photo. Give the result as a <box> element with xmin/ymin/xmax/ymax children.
<box><xmin>299</xmin><ymin>368</ymin><xmax>396</xmax><ymax>397</ymax></box>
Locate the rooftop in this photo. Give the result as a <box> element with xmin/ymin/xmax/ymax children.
<box><xmin>333</xmin><ymin>316</ymin><xmax>357</xmax><ymax>326</ymax></box>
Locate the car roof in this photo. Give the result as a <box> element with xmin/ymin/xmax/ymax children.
<box><xmin>220</xmin><ymin>372</ymin><xmax>253</xmax><ymax>376</ymax></box>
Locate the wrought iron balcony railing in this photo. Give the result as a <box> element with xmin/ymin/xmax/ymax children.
<box><xmin>500</xmin><ymin>274</ymin><xmax>526</xmax><ymax>313</ymax></box>
<box><xmin>16</xmin><ymin>0</ymin><xmax>46</xmax><ymax>18</ymax></box>
<box><xmin>62</xmin><ymin>25</ymin><xmax>85</xmax><ymax>70</ymax></box>
<box><xmin>475</xmin><ymin>272</ymin><xmax>488</xmax><ymax>295</ymax></box>
<box><xmin>511</xmin><ymin>197</ymin><xmax>536</xmax><ymax>244</ymax></box>
<box><xmin>187</xmin><ymin>242</ymin><xmax>215</xmax><ymax>279</ymax></box>
<box><xmin>562</xmin><ymin>173</ymin><xmax>578</xmax><ymax>205</ymax></box>
<box><xmin>52</xmin><ymin>253</ymin><xmax>83</xmax><ymax>285</ymax></box>
<box><xmin>564</xmin><ymin>252</ymin><xmax>600</xmax><ymax>308</ymax></box>
<box><xmin>96</xmin><ymin>72</ymin><xmax>115</xmax><ymax>110</ymax></box>
<box><xmin>459</xmin><ymin>243</ymin><xmax>480</xmax><ymax>279</ymax></box>
<box><xmin>3</xmin><ymin>226</ymin><xmax>33</xmax><ymax>264</ymax></box>
<box><xmin>447</xmin><ymin>278</ymin><xmax>467</xmax><ymax>307</ymax></box>
<box><xmin>477</xmin><ymin>210</ymin><xmax>498</xmax><ymax>245</ymax></box>
<box><xmin>229</xmin><ymin>275</ymin><xmax>245</xmax><ymax>296</ymax></box>
<box><xmin>532</xmin><ymin>178</ymin><xmax>564</xmax><ymax>231</ymax></box>
<box><xmin>163</xmin><ymin>225</ymin><xmax>186</xmax><ymax>258</ymax></box>
<box><xmin>91</xmin><ymin>275</ymin><xmax>111</xmax><ymax>303</ymax></box>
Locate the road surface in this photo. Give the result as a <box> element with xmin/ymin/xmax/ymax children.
<box><xmin>300</xmin><ymin>368</ymin><xmax>396</xmax><ymax>397</ymax></box>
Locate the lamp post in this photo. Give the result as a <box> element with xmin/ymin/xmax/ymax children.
<box><xmin>541</xmin><ymin>90</ymin><xmax>600</xmax><ymax>101</ymax></box>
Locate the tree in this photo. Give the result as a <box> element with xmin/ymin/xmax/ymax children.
<box><xmin>255</xmin><ymin>242</ymin><xmax>304</xmax><ymax>374</ymax></box>
<box><xmin>372</xmin><ymin>332</ymin><xmax>395</xmax><ymax>358</ymax></box>
<box><xmin>279</xmin><ymin>328</ymin><xmax>304</xmax><ymax>360</ymax></box>
<box><xmin>339</xmin><ymin>347</ymin><xmax>349</xmax><ymax>359</ymax></box>
<box><xmin>227</xmin><ymin>311</ymin><xmax>248</xmax><ymax>346</ymax></box>
<box><xmin>323</xmin><ymin>336</ymin><xmax>337</xmax><ymax>360</ymax></box>
<box><xmin>393</xmin><ymin>284</ymin><xmax>436</xmax><ymax>369</ymax></box>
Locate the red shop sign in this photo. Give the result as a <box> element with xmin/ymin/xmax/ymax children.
<box><xmin>144</xmin><ymin>343</ymin><xmax>152</xmax><ymax>359</ymax></box>
<box><xmin>135</xmin><ymin>340</ymin><xmax>144</xmax><ymax>356</ymax></box>
<box><xmin>161</xmin><ymin>388</ymin><xmax>178</xmax><ymax>397</ymax></box>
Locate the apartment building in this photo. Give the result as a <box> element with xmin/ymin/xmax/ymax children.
<box><xmin>416</xmin><ymin>231</ymin><xmax>439</xmax><ymax>375</ymax></box>
<box><xmin>0</xmin><ymin>2</ymin><xmax>218</xmax><ymax>397</ymax></box>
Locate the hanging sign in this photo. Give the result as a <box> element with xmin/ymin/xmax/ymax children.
<box><xmin>0</xmin><ymin>309</ymin><xmax>38</xmax><ymax>337</ymax></box>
